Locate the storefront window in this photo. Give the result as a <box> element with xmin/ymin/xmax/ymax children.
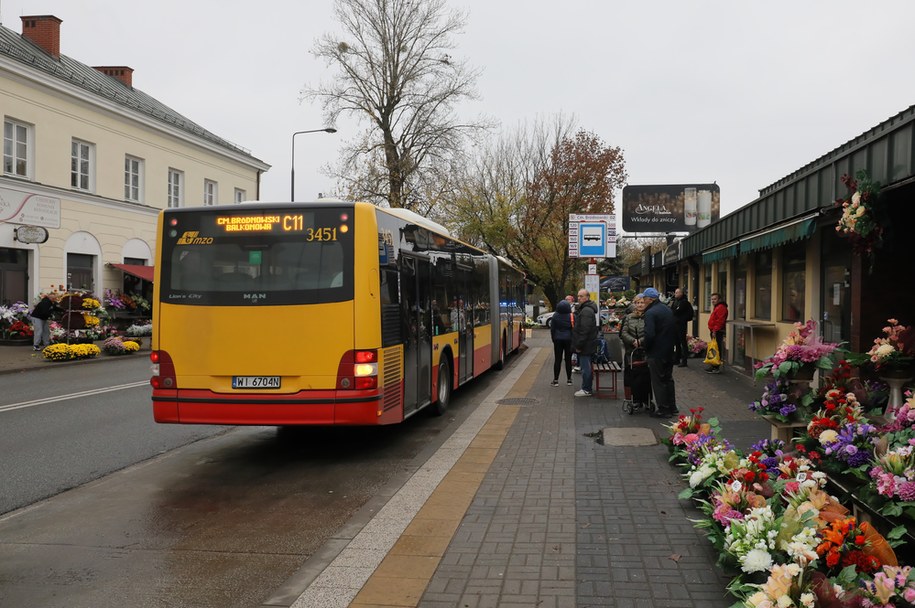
<box><xmin>703</xmin><ymin>265</ymin><xmax>712</xmax><ymax>311</ymax></box>
<box><xmin>734</xmin><ymin>256</ymin><xmax>747</xmax><ymax>320</ymax></box>
<box><xmin>754</xmin><ymin>251</ymin><xmax>772</xmax><ymax>320</ymax></box>
<box><xmin>717</xmin><ymin>266</ymin><xmax>727</xmax><ymax>304</ymax></box>
<box><xmin>781</xmin><ymin>241</ymin><xmax>806</xmax><ymax>322</ymax></box>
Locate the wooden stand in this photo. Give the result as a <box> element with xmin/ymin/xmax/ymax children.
<box><xmin>762</xmin><ymin>415</ymin><xmax>808</xmax><ymax>443</ymax></box>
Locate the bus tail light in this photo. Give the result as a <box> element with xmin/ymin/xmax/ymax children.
<box><xmin>150</xmin><ymin>350</ymin><xmax>177</xmax><ymax>389</ymax></box>
<box><xmin>339</xmin><ymin>349</ymin><xmax>378</xmax><ymax>390</ymax></box>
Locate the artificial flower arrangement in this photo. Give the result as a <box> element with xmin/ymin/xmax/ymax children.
<box><xmin>754</xmin><ymin>320</ymin><xmax>839</xmax><ymax>381</ymax></box>
<box><xmin>863</xmin><ymin>319</ymin><xmax>915</xmax><ymax>372</ymax></box>
<box><xmin>835</xmin><ymin>170</ymin><xmax>883</xmax><ymax>258</ymax></box>
<box><xmin>5</xmin><ymin>319</ymin><xmax>33</xmax><ymax>338</ymax></box>
<box><xmin>0</xmin><ymin>301</ymin><xmax>31</xmax><ymax>338</ymax></box>
<box><xmin>103</xmin><ymin>289</ymin><xmax>151</xmax><ymax>313</ymax></box>
<box><xmin>749</xmin><ymin>376</ymin><xmax>815</xmax><ymax>423</ymax></box>
<box><xmin>688</xmin><ymin>335</ymin><xmax>708</xmax><ymax>356</ymax></box>
<box><xmin>125</xmin><ymin>322</ymin><xmax>153</xmax><ymax>337</ymax></box>
<box><xmin>102</xmin><ymin>336</ymin><xmax>141</xmax><ymax>356</ymax></box>
<box><xmin>662</xmin><ymin>410</ymin><xmax>915</xmax><ymax>608</ymax></box>
<box><xmin>605</xmin><ymin>293</ymin><xmax>631</xmax><ymax>309</ymax></box>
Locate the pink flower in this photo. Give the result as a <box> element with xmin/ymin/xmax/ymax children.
<box><xmin>682</xmin><ymin>433</ymin><xmax>699</xmax><ymax>445</ymax></box>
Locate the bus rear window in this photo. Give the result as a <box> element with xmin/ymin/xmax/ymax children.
<box><xmin>159</xmin><ymin>207</ymin><xmax>353</xmax><ymax>306</ymax></box>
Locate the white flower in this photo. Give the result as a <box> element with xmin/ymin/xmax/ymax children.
<box><xmin>852</xmin><ymin>191</ymin><xmax>861</xmax><ymax>205</ymax></box>
<box><xmin>800</xmin><ymin>593</ymin><xmax>815</xmax><ymax>608</ymax></box>
<box><xmin>855</xmin><ymin>204</ymin><xmax>867</xmax><ymax>217</ymax></box>
<box><xmin>741</xmin><ymin>548</ymin><xmax>773</xmax><ymax>573</ymax></box>
<box><xmin>818</xmin><ymin>429</ymin><xmax>839</xmax><ymax>445</ymax></box>
<box><xmin>689</xmin><ymin>465</ymin><xmax>714</xmax><ymax>488</ymax></box>
<box><xmin>777</xmin><ymin>595</ymin><xmax>793</xmax><ymax>608</ymax></box>
<box><xmin>875</xmin><ymin>343</ymin><xmax>896</xmax><ymax>360</ymax></box>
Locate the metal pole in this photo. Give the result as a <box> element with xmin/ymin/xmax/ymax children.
<box><xmin>290</xmin><ymin>128</ymin><xmax>337</xmax><ymax>202</ymax></box>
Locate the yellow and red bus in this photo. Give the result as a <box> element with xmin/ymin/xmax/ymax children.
<box><xmin>150</xmin><ymin>201</ymin><xmax>525</xmax><ymax>426</ymax></box>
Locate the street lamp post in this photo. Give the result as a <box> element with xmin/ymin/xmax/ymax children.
<box><xmin>291</xmin><ymin>128</ymin><xmax>337</xmax><ymax>201</ymax></box>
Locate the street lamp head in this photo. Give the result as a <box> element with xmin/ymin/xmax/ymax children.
<box><xmin>291</xmin><ymin>128</ymin><xmax>338</xmax><ymax>201</ymax></box>
<box><xmin>323</xmin><ymin>128</ymin><xmax>337</xmax><ymax>133</ymax></box>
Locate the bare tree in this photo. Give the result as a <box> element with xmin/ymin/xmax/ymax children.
<box><xmin>448</xmin><ymin>117</ymin><xmax>628</xmax><ymax>308</ymax></box>
<box><xmin>305</xmin><ymin>0</ymin><xmax>490</xmax><ymax>210</ymax></box>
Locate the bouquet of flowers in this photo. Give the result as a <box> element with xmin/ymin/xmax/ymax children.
<box><xmin>688</xmin><ymin>335</ymin><xmax>708</xmax><ymax>356</ymax></box>
<box><xmin>859</xmin><ymin>565</ymin><xmax>915</xmax><ymax>606</ymax></box>
<box><xmin>754</xmin><ymin>320</ymin><xmax>839</xmax><ymax>381</ymax></box>
<box><xmin>815</xmin><ymin>516</ymin><xmax>883</xmax><ymax>575</ymax></box>
<box><xmin>868</xmin><ymin>442</ymin><xmax>915</xmax><ymax>502</ymax></box>
<box><xmin>835</xmin><ymin>169</ymin><xmax>883</xmax><ymax>258</ymax></box>
<box><xmin>0</xmin><ymin>301</ymin><xmax>31</xmax><ymax>338</ymax></box>
<box><xmin>865</xmin><ymin>318</ymin><xmax>915</xmax><ymax>371</ymax></box>
<box><xmin>819</xmin><ymin>421</ymin><xmax>878</xmax><ymax>471</ymax></box>
<box><xmin>749</xmin><ymin>377</ymin><xmax>812</xmax><ymax>422</ymax></box>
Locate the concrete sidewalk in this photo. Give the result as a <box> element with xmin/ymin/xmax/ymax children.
<box><xmin>281</xmin><ymin>329</ymin><xmax>771</xmax><ymax>608</ymax></box>
<box><xmin>0</xmin><ymin>339</ymin><xmax>150</xmax><ymax>375</ymax></box>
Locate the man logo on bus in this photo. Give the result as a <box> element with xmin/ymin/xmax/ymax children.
<box><xmin>177</xmin><ymin>231</ymin><xmax>214</xmax><ymax>245</ymax></box>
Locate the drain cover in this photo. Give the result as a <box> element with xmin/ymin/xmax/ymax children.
<box><xmin>601</xmin><ymin>427</ymin><xmax>657</xmax><ymax>446</ymax></box>
<box><xmin>496</xmin><ymin>397</ymin><xmax>538</xmax><ymax>406</ymax></box>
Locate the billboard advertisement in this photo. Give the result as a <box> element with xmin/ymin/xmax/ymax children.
<box><xmin>621</xmin><ymin>184</ymin><xmax>720</xmax><ymax>233</ymax></box>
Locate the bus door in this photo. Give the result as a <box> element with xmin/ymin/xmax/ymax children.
<box><xmin>400</xmin><ymin>254</ymin><xmax>432</xmax><ymax>413</ymax></box>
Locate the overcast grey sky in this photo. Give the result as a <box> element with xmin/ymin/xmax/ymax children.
<box><xmin>3</xmin><ymin>1</ymin><xmax>914</xmax><ymax>218</ymax></box>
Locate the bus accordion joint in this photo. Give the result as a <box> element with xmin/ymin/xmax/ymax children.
<box><xmin>150</xmin><ymin>350</ymin><xmax>177</xmax><ymax>389</ymax></box>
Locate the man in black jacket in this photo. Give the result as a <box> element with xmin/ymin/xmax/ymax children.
<box><xmin>670</xmin><ymin>287</ymin><xmax>694</xmax><ymax>367</ymax></box>
<box><xmin>572</xmin><ymin>289</ymin><xmax>599</xmax><ymax>397</ymax></box>
<box><xmin>641</xmin><ymin>287</ymin><xmax>678</xmax><ymax>418</ymax></box>
<box><xmin>29</xmin><ymin>292</ymin><xmax>60</xmax><ymax>351</ymax></box>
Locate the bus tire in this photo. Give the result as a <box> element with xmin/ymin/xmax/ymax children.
<box><xmin>431</xmin><ymin>358</ymin><xmax>452</xmax><ymax>416</ymax></box>
<box><xmin>494</xmin><ymin>332</ymin><xmax>506</xmax><ymax>370</ymax></box>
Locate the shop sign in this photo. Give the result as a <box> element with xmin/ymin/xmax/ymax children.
<box><xmin>14</xmin><ymin>225</ymin><xmax>49</xmax><ymax>244</ymax></box>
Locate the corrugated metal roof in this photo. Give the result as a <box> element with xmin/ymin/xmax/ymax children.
<box><xmin>682</xmin><ymin>104</ymin><xmax>915</xmax><ymax>258</ymax></box>
<box><xmin>0</xmin><ymin>25</ymin><xmax>265</xmax><ymax>164</ymax></box>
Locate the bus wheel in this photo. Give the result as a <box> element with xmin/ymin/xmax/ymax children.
<box><xmin>431</xmin><ymin>359</ymin><xmax>451</xmax><ymax>416</ymax></box>
<box><xmin>494</xmin><ymin>333</ymin><xmax>506</xmax><ymax>370</ymax></box>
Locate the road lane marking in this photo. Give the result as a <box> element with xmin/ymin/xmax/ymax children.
<box><xmin>0</xmin><ymin>381</ymin><xmax>149</xmax><ymax>413</ymax></box>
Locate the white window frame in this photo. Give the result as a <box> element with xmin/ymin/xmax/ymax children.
<box><xmin>204</xmin><ymin>179</ymin><xmax>217</xmax><ymax>206</ymax></box>
<box><xmin>168</xmin><ymin>168</ymin><xmax>184</xmax><ymax>208</ymax></box>
<box><xmin>124</xmin><ymin>155</ymin><xmax>144</xmax><ymax>202</ymax></box>
<box><xmin>234</xmin><ymin>188</ymin><xmax>246</xmax><ymax>204</ymax></box>
<box><xmin>71</xmin><ymin>139</ymin><xmax>95</xmax><ymax>192</ymax></box>
<box><xmin>3</xmin><ymin>117</ymin><xmax>32</xmax><ymax>179</ymax></box>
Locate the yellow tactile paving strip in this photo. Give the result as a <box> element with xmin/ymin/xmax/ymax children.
<box><xmin>349</xmin><ymin>346</ymin><xmax>550</xmax><ymax>607</ymax></box>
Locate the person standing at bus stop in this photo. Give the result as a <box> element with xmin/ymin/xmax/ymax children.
<box><xmin>572</xmin><ymin>289</ymin><xmax>599</xmax><ymax>397</ymax></box>
<box><xmin>706</xmin><ymin>293</ymin><xmax>729</xmax><ymax>374</ymax></box>
<box><xmin>549</xmin><ymin>299</ymin><xmax>574</xmax><ymax>386</ymax></box>
<box><xmin>641</xmin><ymin>287</ymin><xmax>678</xmax><ymax>418</ymax></box>
<box><xmin>670</xmin><ymin>287</ymin><xmax>694</xmax><ymax>367</ymax></box>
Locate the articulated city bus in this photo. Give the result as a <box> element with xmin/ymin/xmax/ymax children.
<box><xmin>150</xmin><ymin>201</ymin><xmax>525</xmax><ymax>426</ymax></box>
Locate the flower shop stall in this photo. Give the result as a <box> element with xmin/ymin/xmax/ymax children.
<box><xmin>0</xmin><ymin>301</ymin><xmax>32</xmax><ymax>345</ymax></box>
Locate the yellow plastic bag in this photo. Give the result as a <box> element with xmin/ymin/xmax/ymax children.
<box><xmin>703</xmin><ymin>338</ymin><xmax>721</xmax><ymax>366</ymax></box>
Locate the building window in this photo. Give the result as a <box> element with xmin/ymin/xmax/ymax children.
<box><xmin>124</xmin><ymin>155</ymin><xmax>143</xmax><ymax>202</ymax></box>
<box><xmin>717</xmin><ymin>266</ymin><xmax>727</xmax><ymax>304</ymax></box>
<box><xmin>71</xmin><ymin>139</ymin><xmax>94</xmax><ymax>191</ymax></box>
<box><xmin>168</xmin><ymin>169</ymin><xmax>184</xmax><ymax>208</ymax></box>
<box><xmin>703</xmin><ymin>265</ymin><xmax>712</xmax><ymax>311</ymax></box>
<box><xmin>234</xmin><ymin>188</ymin><xmax>246</xmax><ymax>204</ymax></box>
<box><xmin>3</xmin><ymin>118</ymin><xmax>31</xmax><ymax>178</ymax></box>
<box><xmin>204</xmin><ymin>179</ymin><xmax>217</xmax><ymax>206</ymax></box>
<box><xmin>781</xmin><ymin>241</ymin><xmax>806</xmax><ymax>322</ymax></box>
<box><xmin>754</xmin><ymin>251</ymin><xmax>772</xmax><ymax>320</ymax></box>
<box><xmin>67</xmin><ymin>252</ymin><xmax>95</xmax><ymax>291</ymax></box>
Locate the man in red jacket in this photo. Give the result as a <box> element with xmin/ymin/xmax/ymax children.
<box><xmin>706</xmin><ymin>293</ymin><xmax>728</xmax><ymax>374</ymax></box>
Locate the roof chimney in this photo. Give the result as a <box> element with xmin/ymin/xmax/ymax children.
<box><xmin>93</xmin><ymin>66</ymin><xmax>134</xmax><ymax>88</ymax></box>
<box><xmin>21</xmin><ymin>15</ymin><xmax>62</xmax><ymax>59</ymax></box>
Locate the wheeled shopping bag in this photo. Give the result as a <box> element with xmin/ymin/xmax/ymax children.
<box><xmin>621</xmin><ymin>347</ymin><xmax>653</xmax><ymax>415</ymax></box>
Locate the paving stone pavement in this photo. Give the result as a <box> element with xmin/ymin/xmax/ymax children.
<box><xmin>418</xmin><ymin>330</ymin><xmax>769</xmax><ymax>607</ymax></box>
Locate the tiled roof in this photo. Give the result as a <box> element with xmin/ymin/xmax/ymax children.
<box><xmin>0</xmin><ymin>25</ymin><xmax>261</xmax><ymax>161</ymax></box>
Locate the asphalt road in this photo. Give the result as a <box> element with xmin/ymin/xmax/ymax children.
<box><xmin>0</xmin><ymin>351</ymin><xmax>506</xmax><ymax>607</ymax></box>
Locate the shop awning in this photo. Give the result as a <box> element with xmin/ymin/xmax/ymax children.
<box><xmin>109</xmin><ymin>263</ymin><xmax>155</xmax><ymax>282</ymax></box>
<box><xmin>739</xmin><ymin>214</ymin><xmax>818</xmax><ymax>255</ymax></box>
<box><xmin>702</xmin><ymin>242</ymin><xmax>738</xmax><ymax>264</ymax></box>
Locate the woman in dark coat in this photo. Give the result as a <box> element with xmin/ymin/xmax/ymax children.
<box><xmin>549</xmin><ymin>299</ymin><xmax>574</xmax><ymax>386</ymax></box>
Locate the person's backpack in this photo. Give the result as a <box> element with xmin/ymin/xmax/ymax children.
<box><xmin>593</xmin><ymin>335</ymin><xmax>610</xmax><ymax>364</ymax></box>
